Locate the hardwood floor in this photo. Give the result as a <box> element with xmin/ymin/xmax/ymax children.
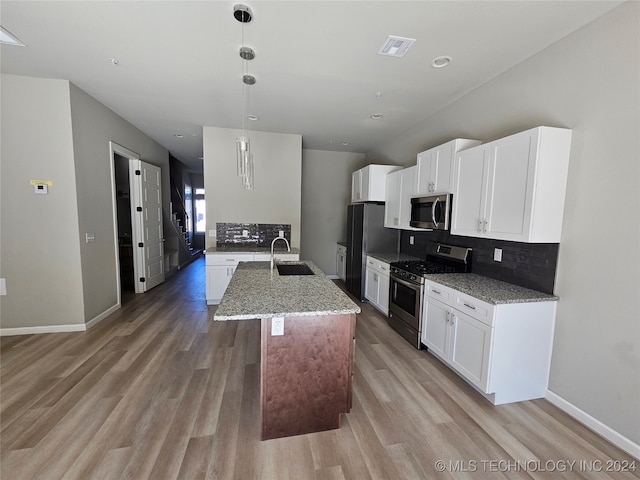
<box><xmin>1</xmin><ymin>257</ymin><xmax>638</xmax><ymax>479</ymax></box>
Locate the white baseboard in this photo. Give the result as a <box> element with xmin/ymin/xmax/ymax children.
<box><xmin>86</xmin><ymin>303</ymin><xmax>120</xmax><ymax>330</ymax></box>
<box><xmin>545</xmin><ymin>390</ymin><xmax>640</xmax><ymax>460</ymax></box>
<box><xmin>0</xmin><ymin>303</ymin><xmax>120</xmax><ymax>336</ymax></box>
<box><xmin>0</xmin><ymin>323</ymin><xmax>86</xmax><ymax>336</ymax></box>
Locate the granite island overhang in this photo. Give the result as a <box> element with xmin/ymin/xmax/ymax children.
<box><xmin>213</xmin><ymin>261</ymin><xmax>361</xmax><ymax>440</ymax></box>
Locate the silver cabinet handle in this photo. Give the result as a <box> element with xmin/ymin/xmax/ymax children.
<box><xmin>226</xmin><ymin>259</ymin><xmax>236</xmax><ymax>262</ymax></box>
<box><xmin>432</xmin><ymin>289</ymin><xmax>441</xmax><ymax>295</ymax></box>
<box><xmin>463</xmin><ymin>302</ymin><xmax>476</xmax><ymax>310</ymax></box>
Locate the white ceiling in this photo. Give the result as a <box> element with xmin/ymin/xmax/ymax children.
<box><xmin>0</xmin><ymin>1</ymin><xmax>622</xmax><ymax>172</ymax></box>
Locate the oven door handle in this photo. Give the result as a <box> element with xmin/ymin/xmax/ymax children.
<box><xmin>391</xmin><ymin>275</ymin><xmax>421</xmax><ymax>290</ymax></box>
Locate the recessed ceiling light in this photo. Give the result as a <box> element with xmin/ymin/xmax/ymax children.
<box><xmin>432</xmin><ymin>55</ymin><xmax>452</xmax><ymax>68</ymax></box>
<box><xmin>370</xmin><ymin>114</ymin><xmax>384</xmax><ymax>120</ymax></box>
<box><xmin>0</xmin><ymin>26</ymin><xmax>26</xmax><ymax>46</ymax></box>
<box><xmin>174</xmin><ymin>134</ymin><xmax>184</xmax><ymax>138</ymax></box>
<box><xmin>248</xmin><ymin>115</ymin><xmax>258</xmax><ymax>121</ymax></box>
<box><xmin>341</xmin><ymin>141</ymin><xmax>350</xmax><ymax>146</ymax></box>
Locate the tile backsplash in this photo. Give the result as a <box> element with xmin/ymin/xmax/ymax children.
<box><xmin>400</xmin><ymin>230</ymin><xmax>559</xmax><ymax>294</ymax></box>
<box><xmin>216</xmin><ymin>223</ymin><xmax>291</xmax><ymax>247</ymax></box>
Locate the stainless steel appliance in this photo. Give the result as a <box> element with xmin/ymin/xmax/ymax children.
<box><xmin>410</xmin><ymin>193</ymin><xmax>451</xmax><ymax>230</ymax></box>
<box><xmin>346</xmin><ymin>203</ymin><xmax>398</xmax><ymax>301</ymax></box>
<box><xmin>388</xmin><ymin>242</ymin><xmax>471</xmax><ymax>348</ymax></box>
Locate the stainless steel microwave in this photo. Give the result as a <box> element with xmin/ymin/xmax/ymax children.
<box><xmin>410</xmin><ymin>194</ymin><xmax>451</xmax><ymax>230</ymax></box>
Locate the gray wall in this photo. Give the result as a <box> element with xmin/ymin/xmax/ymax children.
<box><xmin>203</xmin><ymin>127</ymin><xmax>302</xmax><ymax>249</ymax></box>
<box><xmin>300</xmin><ymin>149</ymin><xmax>366</xmax><ymax>274</ymax></box>
<box><xmin>1</xmin><ymin>75</ymin><xmax>85</xmax><ymax>328</ymax></box>
<box><xmin>69</xmin><ymin>83</ymin><xmax>172</xmax><ymax>322</ymax></box>
<box><xmin>367</xmin><ymin>3</ymin><xmax>639</xmax><ymax>445</ymax></box>
<box><xmin>0</xmin><ymin>74</ymin><xmax>172</xmax><ymax>329</ymax></box>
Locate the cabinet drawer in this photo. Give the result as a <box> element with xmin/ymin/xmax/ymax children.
<box><xmin>365</xmin><ymin>256</ymin><xmax>390</xmax><ymax>277</ymax></box>
<box><xmin>454</xmin><ymin>293</ymin><xmax>494</xmax><ymax>326</ymax></box>
<box><xmin>206</xmin><ymin>253</ymin><xmax>253</xmax><ymax>265</ymax></box>
<box><xmin>425</xmin><ymin>281</ymin><xmax>455</xmax><ymax>304</ymax></box>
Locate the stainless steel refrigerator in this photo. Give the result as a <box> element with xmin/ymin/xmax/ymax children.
<box><xmin>345</xmin><ymin>203</ymin><xmax>398</xmax><ymax>301</ymax></box>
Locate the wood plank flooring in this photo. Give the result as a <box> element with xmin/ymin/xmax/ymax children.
<box><xmin>2</xmin><ymin>257</ymin><xmax>638</xmax><ymax>479</ymax></box>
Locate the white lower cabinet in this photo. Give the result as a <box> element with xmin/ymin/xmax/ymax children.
<box><xmin>336</xmin><ymin>244</ymin><xmax>347</xmax><ymax>281</ymax></box>
<box><xmin>421</xmin><ymin>279</ymin><xmax>556</xmax><ymax>405</ymax></box>
<box><xmin>364</xmin><ymin>256</ymin><xmax>390</xmax><ymax>315</ymax></box>
<box><xmin>206</xmin><ymin>252</ymin><xmax>299</xmax><ymax>304</ymax></box>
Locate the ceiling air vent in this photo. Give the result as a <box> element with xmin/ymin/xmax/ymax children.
<box><xmin>377</xmin><ymin>35</ymin><xmax>415</xmax><ymax>58</ymax></box>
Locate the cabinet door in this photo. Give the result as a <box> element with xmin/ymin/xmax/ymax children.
<box><xmin>364</xmin><ymin>267</ymin><xmax>378</xmax><ymax>305</ymax></box>
<box><xmin>421</xmin><ymin>298</ymin><xmax>450</xmax><ymax>359</ymax></box>
<box><xmin>451</xmin><ymin>145</ymin><xmax>489</xmax><ymax>236</ymax></box>
<box><xmin>416</xmin><ymin>150</ymin><xmax>434</xmax><ymax>194</ymax></box>
<box><xmin>351</xmin><ymin>170</ymin><xmax>362</xmax><ymax>202</ymax></box>
<box><xmin>207</xmin><ymin>265</ymin><xmax>232</xmax><ymax>304</ymax></box>
<box><xmin>431</xmin><ymin>143</ymin><xmax>455</xmax><ymax>193</ymax></box>
<box><xmin>449</xmin><ymin>309</ymin><xmax>492</xmax><ymax>392</ymax></box>
<box><xmin>384</xmin><ymin>170</ymin><xmax>402</xmax><ymax>228</ymax></box>
<box><xmin>484</xmin><ymin>132</ymin><xmax>534</xmax><ymax>239</ymax></box>
<box><xmin>399</xmin><ymin>166</ymin><xmax>418</xmax><ymax>229</ymax></box>
<box><xmin>377</xmin><ymin>273</ymin><xmax>390</xmax><ymax>315</ymax></box>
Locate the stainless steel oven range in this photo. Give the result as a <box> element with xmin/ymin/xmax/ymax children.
<box><xmin>388</xmin><ymin>242</ymin><xmax>471</xmax><ymax>348</ymax></box>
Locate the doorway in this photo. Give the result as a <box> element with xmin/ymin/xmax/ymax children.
<box><xmin>109</xmin><ymin>142</ymin><xmax>166</xmax><ymax>304</ymax></box>
<box><xmin>113</xmin><ymin>153</ymin><xmax>135</xmax><ymax>295</ymax></box>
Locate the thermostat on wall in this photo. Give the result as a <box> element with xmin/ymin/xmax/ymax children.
<box><xmin>30</xmin><ymin>179</ymin><xmax>52</xmax><ymax>195</ymax></box>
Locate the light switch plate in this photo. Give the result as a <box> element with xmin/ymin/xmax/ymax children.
<box><xmin>494</xmin><ymin>248</ymin><xmax>503</xmax><ymax>262</ymax></box>
<box><xmin>86</xmin><ymin>233</ymin><xmax>95</xmax><ymax>243</ymax></box>
<box><xmin>272</xmin><ymin>317</ymin><xmax>284</xmax><ymax>336</ymax></box>
<box><xmin>0</xmin><ymin>278</ymin><xmax>6</xmax><ymax>296</ymax></box>
<box><xmin>409</xmin><ymin>235</ymin><xmax>414</xmax><ymax>245</ymax></box>
<box><xmin>209</xmin><ymin>230</ymin><xmax>216</xmax><ymax>237</ymax></box>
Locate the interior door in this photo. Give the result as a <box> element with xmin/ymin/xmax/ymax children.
<box><xmin>129</xmin><ymin>159</ymin><xmax>165</xmax><ymax>292</ymax></box>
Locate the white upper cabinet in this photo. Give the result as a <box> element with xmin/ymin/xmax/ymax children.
<box><xmin>416</xmin><ymin>138</ymin><xmax>480</xmax><ymax>195</ymax></box>
<box><xmin>351</xmin><ymin>164</ymin><xmax>401</xmax><ymax>202</ymax></box>
<box><xmin>451</xmin><ymin>126</ymin><xmax>572</xmax><ymax>243</ymax></box>
<box><xmin>384</xmin><ymin>166</ymin><xmax>419</xmax><ymax>230</ymax></box>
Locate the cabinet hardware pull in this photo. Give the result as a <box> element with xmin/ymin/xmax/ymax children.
<box><xmin>463</xmin><ymin>303</ymin><xmax>476</xmax><ymax>310</ymax></box>
<box><xmin>226</xmin><ymin>259</ymin><xmax>235</xmax><ymax>262</ymax></box>
<box><xmin>478</xmin><ymin>219</ymin><xmax>483</xmax><ymax>233</ymax></box>
<box><xmin>432</xmin><ymin>289</ymin><xmax>441</xmax><ymax>294</ymax></box>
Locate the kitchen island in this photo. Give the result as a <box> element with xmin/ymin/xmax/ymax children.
<box><xmin>214</xmin><ymin>261</ymin><xmax>360</xmax><ymax>440</ymax></box>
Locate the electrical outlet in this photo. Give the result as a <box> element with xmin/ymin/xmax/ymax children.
<box><xmin>409</xmin><ymin>235</ymin><xmax>414</xmax><ymax>245</ymax></box>
<box><xmin>271</xmin><ymin>317</ymin><xmax>284</xmax><ymax>336</ymax></box>
<box><xmin>279</xmin><ymin>230</ymin><xmax>285</xmax><ymax>238</ymax></box>
<box><xmin>494</xmin><ymin>248</ymin><xmax>503</xmax><ymax>262</ymax></box>
<box><xmin>242</xmin><ymin>229</ymin><xmax>249</xmax><ymax>237</ymax></box>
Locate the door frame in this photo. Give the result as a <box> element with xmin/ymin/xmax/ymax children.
<box><xmin>109</xmin><ymin>141</ymin><xmax>140</xmax><ymax>305</ymax></box>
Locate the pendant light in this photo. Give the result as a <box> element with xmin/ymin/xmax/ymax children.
<box><xmin>235</xmin><ymin>4</ymin><xmax>255</xmax><ymax>190</ymax></box>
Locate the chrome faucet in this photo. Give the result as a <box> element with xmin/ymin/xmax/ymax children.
<box><xmin>270</xmin><ymin>236</ymin><xmax>291</xmax><ymax>270</ymax></box>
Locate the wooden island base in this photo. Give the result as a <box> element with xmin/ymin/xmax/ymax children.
<box><xmin>260</xmin><ymin>313</ymin><xmax>356</xmax><ymax>440</ymax></box>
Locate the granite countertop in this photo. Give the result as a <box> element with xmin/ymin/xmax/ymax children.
<box><xmin>213</xmin><ymin>261</ymin><xmax>361</xmax><ymax>320</ymax></box>
<box><xmin>367</xmin><ymin>252</ymin><xmax>421</xmax><ymax>264</ymax></box>
<box><xmin>206</xmin><ymin>245</ymin><xmax>300</xmax><ymax>254</ymax></box>
<box><xmin>424</xmin><ymin>273</ymin><xmax>558</xmax><ymax>305</ymax></box>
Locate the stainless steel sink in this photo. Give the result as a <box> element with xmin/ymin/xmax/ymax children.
<box><xmin>276</xmin><ymin>263</ymin><xmax>314</xmax><ymax>276</ymax></box>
